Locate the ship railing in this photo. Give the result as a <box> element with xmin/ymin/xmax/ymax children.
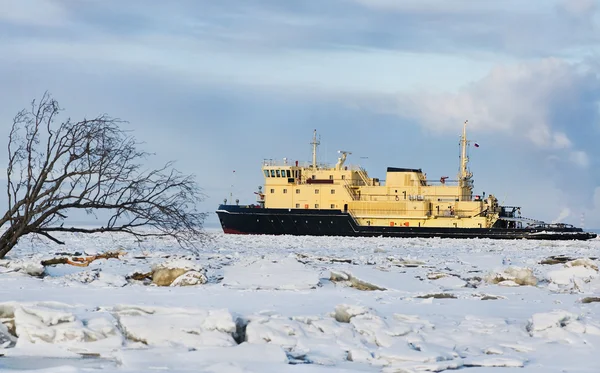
<box><xmin>343</xmin><ymin>179</ymin><xmax>360</xmax><ymax>200</ymax></box>
<box><xmin>351</xmin><ymin>208</ymin><xmax>433</xmax><ymax>219</ymax></box>
<box><xmin>294</xmin><ymin>178</ymin><xmax>365</xmax><ymax>187</ymax></box>
<box><xmin>262</xmin><ymin>159</ymin><xmax>366</xmax><ymax>171</ymax></box>
<box><xmin>263</xmin><ymin>160</ymin><xmax>333</xmax><ymax>168</ymax></box>
<box><xmin>357</xmin><ymin>167</ymin><xmax>371</xmax><ymax>186</ymax></box>
<box><xmin>342</xmin><ymin>193</ymin><xmax>477</xmax><ymax>202</ymax></box>
<box><xmin>433</xmin><ymin>206</ymin><xmax>485</xmax><ymax>218</ymax></box>
<box><xmin>351</xmin><ymin>208</ymin><xmax>428</xmax><ymax>217</ymax></box>
<box><xmin>517</xmin><ymin>221</ymin><xmax>574</xmax><ymax>230</ymax></box>
<box><xmin>423</xmin><ymin>179</ymin><xmax>460</xmax><ymax>186</ymax></box>
<box><xmin>349</xmin><ymin>207</ymin><xmax>485</xmax><ymax>219</ymax></box>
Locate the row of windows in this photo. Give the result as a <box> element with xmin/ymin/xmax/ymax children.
<box><xmin>264</xmin><ymin>170</ymin><xmax>347</xmax><ymax>181</ymax></box>
<box><xmin>294</xmin><ymin>204</ymin><xmax>337</xmax><ymax>208</ymax></box>
<box><xmin>270</xmin><ymin>188</ymin><xmax>336</xmax><ymax>194</ymax></box>
<box><xmin>264</xmin><ymin>169</ymin><xmax>292</xmax><ymax>178</ymax></box>
<box><xmin>317</xmin><ymin>175</ymin><xmax>346</xmax><ymax>180</ymax></box>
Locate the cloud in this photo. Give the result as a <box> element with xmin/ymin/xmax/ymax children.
<box><xmin>377</xmin><ymin>58</ymin><xmax>600</xmax><ymax>168</ymax></box>
<box><xmin>352</xmin><ymin>0</ymin><xmax>599</xmax><ymax>58</ymax></box>
<box><xmin>594</xmin><ymin>187</ymin><xmax>600</xmax><ymax>209</ymax></box>
<box><xmin>569</xmin><ymin>150</ymin><xmax>590</xmax><ymax>168</ymax></box>
<box><xmin>3</xmin><ymin>0</ymin><xmax>596</xmax><ymax>62</ymax></box>
<box><xmin>352</xmin><ymin>0</ymin><xmax>517</xmax><ymax>13</ymax></box>
<box><xmin>580</xmin><ymin>186</ymin><xmax>600</xmax><ymax>228</ymax></box>
<box><xmin>557</xmin><ymin>0</ymin><xmax>598</xmax><ymax>20</ymax></box>
<box><xmin>0</xmin><ymin>0</ymin><xmax>69</xmax><ymax>27</ymax></box>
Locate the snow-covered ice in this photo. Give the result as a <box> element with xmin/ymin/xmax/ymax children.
<box><xmin>0</xmin><ymin>229</ymin><xmax>598</xmax><ymax>372</ymax></box>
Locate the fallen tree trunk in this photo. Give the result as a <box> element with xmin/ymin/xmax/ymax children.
<box><xmin>41</xmin><ymin>251</ymin><xmax>124</xmax><ymax>267</ymax></box>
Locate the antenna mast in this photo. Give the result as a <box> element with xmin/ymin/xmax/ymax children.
<box><xmin>459</xmin><ymin>120</ymin><xmax>473</xmax><ymax>198</ymax></box>
<box><xmin>460</xmin><ymin>120</ymin><xmax>470</xmax><ymax>180</ymax></box>
<box><xmin>311</xmin><ymin>129</ymin><xmax>320</xmax><ymax>170</ymax></box>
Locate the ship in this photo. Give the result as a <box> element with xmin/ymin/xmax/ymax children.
<box><xmin>217</xmin><ymin>122</ymin><xmax>597</xmax><ymax>240</ymax></box>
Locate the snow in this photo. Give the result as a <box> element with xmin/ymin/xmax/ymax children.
<box><xmin>485</xmin><ymin>266</ymin><xmax>538</xmax><ymax>286</ymax></box>
<box><xmin>112</xmin><ymin>305</ymin><xmax>237</xmax><ymax>349</ymax></box>
<box><xmin>0</xmin><ymin>258</ymin><xmax>45</xmax><ymax>277</ymax></box>
<box><xmin>0</xmin><ymin>229</ymin><xmax>598</xmax><ymax>372</ymax></box>
<box><xmin>546</xmin><ymin>258</ymin><xmax>599</xmax><ymax>292</ymax></box>
<box><xmin>152</xmin><ymin>258</ymin><xmax>204</xmax><ymax>272</ymax></box>
<box><xmin>222</xmin><ymin>256</ymin><xmax>320</xmax><ymax>290</ymax></box>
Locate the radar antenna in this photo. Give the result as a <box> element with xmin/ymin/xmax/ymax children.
<box><xmin>335</xmin><ymin>150</ymin><xmax>352</xmax><ymax>170</ymax></box>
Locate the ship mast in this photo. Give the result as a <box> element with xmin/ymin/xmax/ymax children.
<box><xmin>459</xmin><ymin>120</ymin><xmax>473</xmax><ymax>199</ymax></box>
<box><xmin>311</xmin><ymin>129</ymin><xmax>320</xmax><ymax>170</ymax></box>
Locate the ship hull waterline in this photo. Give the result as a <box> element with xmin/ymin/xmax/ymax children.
<box><xmin>216</xmin><ymin>205</ymin><xmax>597</xmax><ymax>241</ymax></box>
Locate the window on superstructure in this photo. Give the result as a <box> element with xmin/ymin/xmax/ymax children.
<box><xmin>315</xmin><ymin>189</ymin><xmax>319</xmax><ymax>194</ymax></box>
<box><xmin>264</xmin><ymin>170</ymin><xmax>269</xmax><ymax>177</ymax></box>
<box><xmin>295</xmin><ymin>189</ymin><xmax>300</xmax><ymax>194</ymax></box>
<box><xmin>331</xmin><ymin>189</ymin><xmax>335</xmax><ymax>194</ymax></box>
<box><xmin>330</xmin><ymin>204</ymin><xmax>335</xmax><ymax>209</ymax></box>
<box><xmin>311</xmin><ymin>175</ymin><xmax>315</xmax><ymax>179</ymax></box>
<box><xmin>276</xmin><ymin>170</ymin><xmax>281</xmax><ymax>177</ymax></box>
<box><xmin>283</xmin><ymin>189</ymin><xmax>287</xmax><ymax>194</ymax></box>
<box><xmin>286</xmin><ymin>170</ymin><xmax>291</xmax><ymax>178</ymax></box>
<box><xmin>329</xmin><ymin>175</ymin><xmax>333</xmax><ymax>180</ymax></box>
<box><xmin>341</xmin><ymin>175</ymin><xmax>345</xmax><ymax>180</ymax></box>
<box><xmin>315</xmin><ymin>204</ymin><xmax>319</xmax><ymax>208</ymax></box>
<box><xmin>270</xmin><ymin>189</ymin><xmax>274</xmax><ymax>193</ymax></box>
<box><xmin>295</xmin><ymin>203</ymin><xmax>300</xmax><ymax>208</ymax></box>
<box><xmin>270</xmin><ymin>170</ymin><xmax>275</xmax><ymax>177</ymax></box>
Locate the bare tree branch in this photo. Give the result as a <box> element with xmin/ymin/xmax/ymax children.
<box><xmin>0</xmin><ymin>93</ymin><xmax>206</xmax><ymax>258</ymax></box>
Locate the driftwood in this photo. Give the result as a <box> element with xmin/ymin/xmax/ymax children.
<box><xmin>416</xmin><ymin>293</ymin><xmax>457</xmax><ymax>299</ymax></box>
<box><xmin>540</xmin><ymin>255</ymin><xmax>576</xmax><ymax>265</ymax></box>
<box><xmin>41</xmin><ymin>251</ymin><xmax>124</xmax><ymax>267</ymax></box>
<box><xmin>127</xmin><ymin>271</ymin><xmax>153</xmax><ymax>281</ymax></box>
<box><xmin>296</xmin><ymin>253</ymin><xmax>353</xmax><ymax>264</ymax></box>
<box><xmin>581</xmin><ymin>297</ymin><xmax>600</xmax><ymax>304</ymax></box>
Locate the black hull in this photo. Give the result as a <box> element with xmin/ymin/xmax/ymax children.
<box><xmin>216</xmin><ymin>205</ymin><xmax>597</xmax><ymax>241</ymax></box>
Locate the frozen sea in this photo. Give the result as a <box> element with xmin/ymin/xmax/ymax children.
<box><xmin>0</xmin><ymin>228</ymin><xmax>599</xmax><ymax>372</ymax></box>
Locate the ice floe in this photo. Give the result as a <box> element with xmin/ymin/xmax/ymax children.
<box><xmin>223</xmin><ymin>256</ymin><xmax>320</xmax><ymax>290</ymax></box>
<box><xmin>0</xmin><ymin>229</ymin><xmax>598</xmax><ymax>372</ymax></box>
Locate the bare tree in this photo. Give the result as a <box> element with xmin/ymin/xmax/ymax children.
<box><xmin>0</xmin><ymin>93</ymin><xmax>206</xmax><ymax>259</ymax></box>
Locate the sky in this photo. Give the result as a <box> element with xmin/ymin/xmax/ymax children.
<box><xmin>0</xmin><ymin>0</ymin><xmax>599</xmax><ymax>228</ymax></box>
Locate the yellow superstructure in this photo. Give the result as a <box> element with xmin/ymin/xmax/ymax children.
<box><xmin>260</xmin><ymin>122</ymin><xmax>503</xmax><ymax>229</ymax></box>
